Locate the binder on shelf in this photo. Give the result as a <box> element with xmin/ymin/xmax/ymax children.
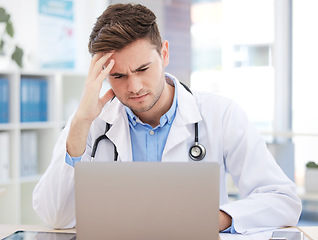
<box><xmin>0</xmin><ymin>77</ymin><xmax>9</xmax><ymax>123</ymax></box>
<box><xmin>20</xmin><ymin>131</ymin><xmax>38</xmax><ymax>177</ymax></box>
<box><xmin>20</xmin><ymin>78</ymin><xmax>29</xmax><ymax>122</ymax></box>
<box><xmin>20</xmin><ymin>77</ymin><xmax>48</xmax><ymax>122</ymax></box>
<box><xmin>39</xmin><ymin>79</ymin><xmax>48</xmax><ymax>121</ymax></box>
<box><xmin>0</xmin><ymin>131</ymin><xmax>10</xmax><ymax>181</ymax></box>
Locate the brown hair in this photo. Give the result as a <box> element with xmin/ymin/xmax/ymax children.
<box><xmin>88</xmin><ymin>3</ymin><xmax>162</xmax><ymax>55</ymax></box>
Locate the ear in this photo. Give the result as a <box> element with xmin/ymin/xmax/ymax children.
<box><xmin>161</xmin><ymin>40</ymin><xmax>169</xmax><ymax>67</ymax></box>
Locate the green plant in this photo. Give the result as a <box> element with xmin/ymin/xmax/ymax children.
<box><xmin>306</xmin><ymin>161</ymin><xmax>318</xmax><ymax>168</ymax></box>
<box><xmin>0</xmin><ymin>6</ymin><xmax>23</xmax><ymax>67</ymax></box>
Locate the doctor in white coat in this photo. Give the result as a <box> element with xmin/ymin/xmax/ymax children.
<box><xmin>33</xmin><ymin>3</ymin><xmax>301</xmax><ymax>234</ymax></box>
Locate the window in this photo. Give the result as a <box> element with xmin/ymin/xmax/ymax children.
<box><xmin>293</xmin><ymin>0</ymin><xmax>318</xmax><ymax>186</ymax></box>
<box><xmin>191</xmin><ymin>0</ymin><xmax>318</xmax><ymax>191</ymax></box>
<box><xmin>191</xmin><ymin>0</ymin><xmax>275</xmax><ymax>134</ymax></box>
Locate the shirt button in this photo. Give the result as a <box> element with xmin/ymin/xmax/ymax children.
<box><xmin>149</xmin><ymin>130</ymin><xmax>155</xmax><ymax>135</ymax></box>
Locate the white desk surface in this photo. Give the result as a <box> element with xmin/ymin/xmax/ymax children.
<box><xmin>0</xmin><ymin>224</ymin><xmax>317</xmax><ymax>239</ymax></box>
<box><xmin>300</xmin><ymin>226</ymin><xmax>318</xmax><ymax>240</ymax></box>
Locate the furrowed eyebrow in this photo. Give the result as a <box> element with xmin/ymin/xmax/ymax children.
<box><xmin>109</xmin><ymin>72</ymin><xmax>126</xmax><ymax>78</ymax></box>
<box><xmin>109</xmin><ymin>62</ymin><xmax>152</xmax><ymax>77</ymax></box>
<box><xmin>132</xmin><ymin>62</ymin><xmax>152</xmax><ymax>73</ymax></box>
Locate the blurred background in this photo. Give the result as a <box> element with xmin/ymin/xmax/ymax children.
<box><xmin>0</xmin><ymin>0</ymin><xmax>317</xmax><ymax>226</ymax></box>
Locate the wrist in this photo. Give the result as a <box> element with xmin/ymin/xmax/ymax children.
<box><xmin>73</xmin><ymin>111</ymin><xmax>94</xmax><ymax>127</ymax></box>
<box><xmin>66</xmin><ymin>114</ymin><xmax>92</xmax><ymax>158</ymax></box>
<box><xmin>219</xmin><ymin>210</ymin><xmax>232</xmax><ymax>232</ymax></box>
<box><xmin>73</xmin><ymin>108</ymin><xmax>95</xmax><ymax>126</ymax></box>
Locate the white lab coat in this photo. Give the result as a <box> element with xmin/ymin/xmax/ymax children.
<box><xmin>33</xmin><ymin>75</ymin><xmax>302</xmax><ymax>234</ymax></box>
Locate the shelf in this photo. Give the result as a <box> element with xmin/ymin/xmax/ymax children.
<box><xmin>0</xmin><ymin>123</ymin><xmax>16</xmax><ymax>131</ymax></box>
<box><xmin>0</xmin><ymin>70</ymin><xmax>84</xmax><ymax>225</ymax></box>
<box><xmin>20</xmin><ymin>121</ymin><xmax>58</xmax><ymax>130</ymax></box>
<box><xmin>0</xmin><ymin>122</ymin><xmax>57</xmax><ymax>131</ymax></box>
<box><xmin>0</xmin><ymin>179</ymin><xmax>15</xmax><ymax>186</ymax></box>
<box><xmin>20</xmin><ymin>175</ymin><xmax>42</xmax><ymax>184</ymax></box>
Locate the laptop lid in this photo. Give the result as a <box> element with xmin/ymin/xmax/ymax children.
<box><xmin>74</xmin><ymin>162</ymin><xmax>219</xmax><ymax>240</ymax></box>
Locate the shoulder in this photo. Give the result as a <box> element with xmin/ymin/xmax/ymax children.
<box><xmin>193</xmin><ymin>91</ymin><xmax>234</xmax><ymax>111</ymax></box>
<box><xmin>192</xmin><ymin>91</ymin><xmax>249</xmax><ymax>122</ymax></box>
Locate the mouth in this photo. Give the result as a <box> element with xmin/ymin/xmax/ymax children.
<box><xmin>129</xmin><ymin>93</ymin><xmax>148</xmax><ymax>102</ymax></box>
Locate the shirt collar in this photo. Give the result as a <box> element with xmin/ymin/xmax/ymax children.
<box><xmin>125</xmin><ymin>73</ymin><xmax>178</xmax><ymax>128</ymax></box>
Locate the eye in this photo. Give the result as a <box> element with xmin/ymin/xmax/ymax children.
<box><xmin>112</xmin><ymin>74</ymin><xmax>124</xmax><ymax>79</ymax></box>
<box><xmin>138</xmin><ymin>67</ymin><xmax>149</xmax><ymax>72</ymax></box>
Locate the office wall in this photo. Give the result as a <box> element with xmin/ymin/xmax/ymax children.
<box><xmin>0</xmin><ymin>0</ymin><xmax>39</xmax><ymax>70</ymax></box>
<box><xmin>164</xmin><ymin>0</ymin><xmax>191</xmax><ymax>86</ymax></box>
<box><xmin>1</xmin><ymin>0</ymin><xmax>191</xmax><ymax>85</ymax></box>
<box><xmin>0</xmin><ymin>0</ymin><xmax>108</xmax><ymax>72</ymax></box>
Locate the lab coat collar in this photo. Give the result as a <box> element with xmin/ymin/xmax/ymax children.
<box><xmin>98</xmin><ymin>97</ymin><xmax>124</xmax><ymax>124</ymax></box>
<box><xmin>170</xmin><ymin>74</ymin><xmax>202</xmax><ymax>125</ymax></box>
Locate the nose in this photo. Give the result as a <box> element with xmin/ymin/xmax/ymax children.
<box><xmin>127</xmin><ymin>75</ymin><xmax>143</xmax><ymax>94</ymax></box>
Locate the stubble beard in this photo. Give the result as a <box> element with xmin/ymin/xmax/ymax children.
<box><xmin>120</xmin><ymin>73</ymin><xmax>166</xmax><ymax>113</ymax></box>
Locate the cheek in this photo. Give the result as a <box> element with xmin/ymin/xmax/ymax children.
<box><xmin>108</xmin><ymin>80</ymin><xmax>124</xmax><ymax>96</ymax></box>
<box><xmin>108</xmin><ymin>79</ymin><xmax>117</xmax><ymax>91</ymax></box>
<box><xmin>147</xmin><ymin>64</ymin><xmax>163</xmax><ymax>79</ymax></box>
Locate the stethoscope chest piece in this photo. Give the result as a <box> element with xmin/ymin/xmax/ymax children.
<box><xmin>189</xmin><ymin>142</ymin><xmax>206</xmax><ymax>161</ymax></box>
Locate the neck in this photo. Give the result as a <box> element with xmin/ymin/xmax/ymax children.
<box><xmin>136</xmin><ymin>82</ymin><xmax>175</xmax><ymax>128</ymax></box>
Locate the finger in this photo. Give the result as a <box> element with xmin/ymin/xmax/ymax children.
<box><xmin>96</xmin><ymin>59</ymin><xmax>115</xmax><ymax>84</ymax></box>
<box><xmin>100</xmin><ymin>88</ymin><xmax>115</xmax><ymax>106</ymax></box>
<box><xmin>91</xmin><ymin>52</ymin><xmax>114</xmax><ymax>79</ymax></box>
<box><xmin>88</xmin><ymin>52</ymin><xmax>103</xmax><ymax>74</ymax></box>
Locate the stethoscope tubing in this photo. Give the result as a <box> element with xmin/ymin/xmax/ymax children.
<box><xmin>91</xmin><ymin>123</ymin><xmax>118</xmax><ymax>161</ymax></box>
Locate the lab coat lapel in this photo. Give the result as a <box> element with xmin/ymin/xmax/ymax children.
<box><xmin>98</xmin><ymin>98</ymin><xmax>133</xmax><ymax>162</ymax></box>
<box><xmin>162</xmin><ymin>80</ymin><xmax>202</xmax><ymax>161</ymax></box>
<box><xmin>162</xmin><ymin>113</ymin><xmax>191</xmax><ymax>161</ymax></box>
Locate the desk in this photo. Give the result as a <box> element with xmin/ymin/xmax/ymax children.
<box><xmin>0</xmin><ymin>225</ymin><xmax>317</xmax><ymax>239</ymax></box>
<box><xmin>300</xmin><ymin>226</ymin><xmax>318</xmax><ymax>240</ymax></box>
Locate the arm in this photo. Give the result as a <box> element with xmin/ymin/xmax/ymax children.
<box><xmin>67</xmin><ymin>52</ymin><xmax>115</xmax><ymax>157</ymax></box>
<box><xmin>220</xmin><ymin>102</ymin><xmax>302</xmax><ymax>234</ymax></box>
<box><xmin>219</xmin><ymin>210</ymin><xmax>232</xmax><ymax>231</ymax></box>
<box><xmin>33</xmin><ymin>53</ymin><xmax>115</xmax><ymax>229</ymax></box>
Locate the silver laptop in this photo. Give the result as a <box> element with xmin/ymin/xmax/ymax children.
<box><xmin>74</xmin><ymin>162</ymin><xmax>220</xmax><ymax>240</ymax></box>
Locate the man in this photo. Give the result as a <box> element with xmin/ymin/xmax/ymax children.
<box><xmin>33</xmin><ymin>3</ymin><xmax>301</xmax><ymax>234</ymax></box>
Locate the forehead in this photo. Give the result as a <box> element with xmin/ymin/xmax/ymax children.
<box><xmin>110</xmin><ymin>39</ymin><xmax>160</xmax><ymax>70</ymax></box>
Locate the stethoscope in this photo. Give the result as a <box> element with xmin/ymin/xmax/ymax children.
<box><xmin>90</xmin><ymin>82</ymin><xmax>206</xmax><ymax>162</ymax></box>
